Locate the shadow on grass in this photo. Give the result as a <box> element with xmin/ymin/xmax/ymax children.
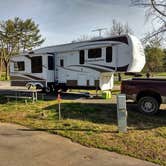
<box><xmin>43</xmin><ymin>92</ymin><xmax>94</xmax><ymax>101</ymax></box>
<box><xmin>18</xmin><ymin>128</ymin><xmax>117</xmax><ymax>134</ymax></box>
<box><xmin>43</xmin><ymin>102</ymin><xmax>166</xmax><ymax>130</ymax></box>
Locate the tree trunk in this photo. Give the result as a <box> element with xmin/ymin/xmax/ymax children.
<box><xmin>118</xmin><ymin>73</ymin><xmax>122</xmax><ymax>82</ymax></box>
<box><xmin>4</xmin><ymin>61</ymin><xmax>9</xmax><ymax>80</ymax></box>
<box><xmin>0</xmin><ymin>57</ymin><xmax>2</xmax><ymax>78</ymax></box>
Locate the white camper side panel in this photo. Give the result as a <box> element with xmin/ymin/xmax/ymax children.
<box><xmin>43</xmin><ymin>55</ymin><xmax>54</xmax><ymax>83</ymax></box>
<box><xmin>10</xmin><ymin>54</ymin><xmax>55</xmax><ymax>87</ymax></box>
<box><xmin>10</xmin><ymin>56</ymin><xmax>31</xmax><ymax>75</ymax></box>
<box><xmin>10</xmin><ymin>56</ymin><xmax>31</xmax><ymax>85</ymax></box>
<box><xmin>84</xmin><ymin>47</ymin><xmax>117</xmax><ymax>72</ymax></box>
<box><xmin>127</xmin><ymin>35</ymin><xmax>145</xmax><ymax>72</ymax></box>
<box><xmin>115</xmin><ymin>44</ymin><xmax>131</xmax><ymax>68</ymax></box>
<box><xmin>25</xmin><ymin>55</ymin><xmax>47</xmax><ymax>82</ymax></box>
<box><xmin>57</xmin><ymin>51</ymin><xmax>100</xmax><ymax>88</ymax></box>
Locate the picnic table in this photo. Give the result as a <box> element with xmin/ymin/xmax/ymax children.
<box><xmin>5</xmin><ymin>89</ymin><xmax>41</xmax><ymax>103</ymax></box>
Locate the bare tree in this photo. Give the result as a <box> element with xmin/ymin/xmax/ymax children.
<box><xmin>146</xmin><ymin>33</ymin><xmax>163</xmax><ymax>47</ymax></box>
<box><xmin>74</xmin><ymin>34</ymin><xmax>90</xmax><ymax>42</ymax></box>
<box><xmin>131</xmin><ymin>0</ymin><xmax>166</xmax><ymax>42</ymax></box>
<box><xmin>106</xmin><ymin>19</ymin><xmax>133</xmax><ymax>36</ymax></box>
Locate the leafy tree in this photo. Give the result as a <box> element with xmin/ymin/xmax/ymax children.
<box><xmin>0</xmin><ymin>51</ymin><xmax>2</xmax><ymax>78</ymax></box>
<box><xmin>0</xmin><ymin>17</ymin><xmax>45</xmax><ymax>79</ymax></box>
<box><xmin>18</xmin><ymin>18</ymin><xmax>45</xmax><ymax>51</ymax></box>
<box><xmin>162</xmin><ymin>49</ymin><xmax>166</xmax><ymax>71</ymax></box>
<box><xmin>144</xmin><ymin>46</ymin><xmax>165</xmax><ymax>72</ymax></box>
<box><xmin>0</xmin><ymin>19</ymin><xmax>17</xmax><ymax>80</ymax></box>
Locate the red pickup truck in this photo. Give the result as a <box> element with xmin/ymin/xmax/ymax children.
<box><xmin>121</xmin><ymin>78</ymin><xmax>166</xmax><ymax>115</ymax></box>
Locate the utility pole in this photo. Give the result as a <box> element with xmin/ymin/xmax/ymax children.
<box><xmin>92</xmin><ymin>28</ymin><xmax>107</xmax><ymax>37</ymax></box>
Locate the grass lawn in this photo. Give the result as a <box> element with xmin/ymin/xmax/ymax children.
<box><xmin>0</xmin><ymin>98</ymin><xmax>165</xmax><ymax>165</ymax></box>
<box><xmin>155</xmin><ymin>72</ymin><xmax>166</xmax><ymax>77</ymax></box>
<box><xmin>0</xmin><ymin>72</ymin><xmax>9</xmax><ymax>81</ymax></box>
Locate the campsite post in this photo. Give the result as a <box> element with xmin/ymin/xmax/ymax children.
<box><xmin>57</xmin><ymin>90</ymin><xmax>61</xmax><ymax>120</ymax></box>
<box><xmin>117</xmin><ymin>94</ymin><xmax>127</xmax><ymax>133</ymax></box>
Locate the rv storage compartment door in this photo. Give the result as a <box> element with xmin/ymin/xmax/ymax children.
<box><xmin>78</xmin><ymin>74</ymin><xmax>86</xmax><ymax>86</ymax></box>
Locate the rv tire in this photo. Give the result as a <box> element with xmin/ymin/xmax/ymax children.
<box><xmin>45</xmin><ymin>87</ymin><xmax>51</xmax><ymax>93</ymax></box>
<box><xmin>26</xmin><ymin>84</ymin><xmax>32</xmax><ymax>90</ymax></box>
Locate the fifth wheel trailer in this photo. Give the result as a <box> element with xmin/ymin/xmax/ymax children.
<box><xmin>10</xmin><ymin>34</ymin><xmax>145</xmax><ymax>92</ymax></box>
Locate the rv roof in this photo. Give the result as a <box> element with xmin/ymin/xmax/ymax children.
<box><xmin>34</xmin><ymin>34</ymin><xmax>130</xmax><ymax>54</ymax></box>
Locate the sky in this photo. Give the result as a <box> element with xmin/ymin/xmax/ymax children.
<box><xmin>0</xmin><ymin>0</ymin><xmax>154</xmax><ymax>47</ymax></box>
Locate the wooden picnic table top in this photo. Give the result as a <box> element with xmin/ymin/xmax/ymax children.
<box><xmin>11</xmin><ymin>89</ymin><xmax>41</xmax><ymax>92</ymax></box>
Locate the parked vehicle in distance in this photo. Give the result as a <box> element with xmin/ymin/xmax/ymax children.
<box><xmin>121</xmin><ymin>78</ymin><xmax>166</xmax><ymax>115</ymax></box>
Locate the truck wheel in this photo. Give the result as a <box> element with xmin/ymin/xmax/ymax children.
<box><xmin>138</xmin><ymin>96</ymin><xmax>159</xmax><ymax>115</ymax></box>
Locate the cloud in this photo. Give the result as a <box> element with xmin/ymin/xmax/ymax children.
<box><xmin>0</xmin><ymin>0</ymin><xmax>152</xmax><ymax>46</ymax></box>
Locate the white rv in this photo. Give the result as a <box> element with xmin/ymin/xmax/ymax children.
<box><xmin>10</xmin><ymin>34</ymin><xmax>145</xmax><ymax>92</ymax></box>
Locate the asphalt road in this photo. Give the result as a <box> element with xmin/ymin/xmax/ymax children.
<box><xmin>0</xmin><ymin>123</ymin><xmax>158</xmax><ymax>166</ymax></box>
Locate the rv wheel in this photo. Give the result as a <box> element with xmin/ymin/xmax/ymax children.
<box><xmin>26</xmin><ymin>84</ymin><xmax>32</xmax><ymax>89</ymax></box>
<box><xmin>62</xmin><ymin>87</ymin><xmax>68</xmax><ymax>92</ymax></box>
<box><xmin>45</xmin><ymin>87</ymin><xmax>51</xmax><ymax>93</ymax></box>
<box><xmin>26</xmin><ymin>84</ymin><xmax>36</xmax><ymax>90</ymax></box>
<box><xmin>36</xmin><ymin>84</ymin><xmax>42</xmax><ymax>90</ymax></box>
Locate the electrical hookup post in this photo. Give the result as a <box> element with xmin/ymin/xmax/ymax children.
<box><xmin>116</xmin><ymin>94</ymin><xmax>127</xmax><ymax>133</ymax></box>
<box><xmin>57</xmin><ymin>90</ymin><xmax>62</xmax><ymax>120</ymax></box>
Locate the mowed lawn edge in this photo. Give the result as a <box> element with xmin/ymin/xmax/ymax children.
<box><xmin>0</xmin><ymin>99</ymin><xmax>165</xmax><ymax>166</ymax></box>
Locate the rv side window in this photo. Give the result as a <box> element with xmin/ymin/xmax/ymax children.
<box><xmin>14</xmin><ymin>61</ymin><xmax>25</xmax><ymax>71</ymax></box>
<box><xmin>106</xmin><ymin>47</ymin><xmax>112</xmax><ymax>62</ymax></box>
<box><xmin>48</xmin><ymin>56</ymin><xmax>54</xmax><ymax>70</ymax></box>
<box><xmin>88</xmin><ymin>48</ymin><xmax>101</xmax><ymax>59</ymax></box>
<box><xmin>60</xmin><ymin>59</ymin><xmax>64</xmax><ymax>67</ymax></box>
<box><xmin>31</xmin><ymin>56</ymin><xmax>42</xmax><ymax>73</ymax></box>
<box><xmin>79</xmin><ymin>50</ymin><xmax>84</xmax><ymax>64</ymax></box>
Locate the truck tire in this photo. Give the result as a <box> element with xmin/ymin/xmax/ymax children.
<box><xmin>138</xmin><ymin>96</ymin><xmax>159</xmax><ymax>115</ymax></box>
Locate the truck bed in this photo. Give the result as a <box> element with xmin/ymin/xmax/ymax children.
<box><xmin>121</xmin><ymin>78</ymin><xmax>166</xmax><ymax>115</ymax></box>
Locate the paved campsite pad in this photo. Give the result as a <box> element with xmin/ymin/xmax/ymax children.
<box><xmin>0</xmin><ymin>123</ymin><xmax>158</xmax><ymax>166</ymax></box>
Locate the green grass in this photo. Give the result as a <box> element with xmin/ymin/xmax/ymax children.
<box><xmin>113</xmin><ymin>72</ymin><xmax>166</xmax><ymax>85</ymax></box>
<box><xmin>0</xmin><ymin>72</ymin><xmax>10</xmax><ymax>81</ymax></box>
<box><xmin>154</xmin><ymin>72</ymin><xmax>166</xmax><ymax>77</ymax></box>
<box><xmin>0</xmin><ymin>74</ymin><xmax>6</xmax><ymax>81</ymax></box>
<box><xmin>0</xmin><ymin>98</ymin><xmax>165</xmax><ymax>165</ymax></box>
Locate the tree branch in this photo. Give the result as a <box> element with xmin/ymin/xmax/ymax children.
<box><xmin>151</xmin><ymin>0</ymin><xmax>166</xmax><ymax>17</ymax></box>
<box><xmin>133</xmin><ymin>3</ymin><xmax>166</xmax><ymax>7</ymax></box>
